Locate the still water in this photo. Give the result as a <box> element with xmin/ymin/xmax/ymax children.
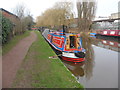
<box><xmin>61</xmin><ymin>35</ymin><xmax>119</xmax><ymax>88</ymax></box>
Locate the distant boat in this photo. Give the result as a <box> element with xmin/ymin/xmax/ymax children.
<box><xmin>92</xmin><ymin>18</ymin><xmax>120</xmax><ymax>37</ymax></box>
<box><xmin>97</xmin><ymin>30</ymin><xmax>120</xmax><ymax>37</ymax></box>
<box><xmin>42</xmin><ymin>29</ymin><xmax>86</xmax><ymax>63</ymax></box>
<box><xmin>89</xmin><ymin>33</ymin><xmax>97</xmax><ymax>36</ymax></box>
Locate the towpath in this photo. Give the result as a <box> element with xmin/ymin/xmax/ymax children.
<box><xmin>2</xmin><ymin>31</ymin><xmax>37</xmax><ymax>88</ymax></box>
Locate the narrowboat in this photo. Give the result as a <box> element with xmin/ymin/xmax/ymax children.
<box><xmin>42</xmin><ymin>29</ymin><xmax>86</xmax><ymax>62</ymax></box>
<box><xmin>97</xmin><ymin>30</ymin><xmax>120</xmax><ymax>37</ymax></box>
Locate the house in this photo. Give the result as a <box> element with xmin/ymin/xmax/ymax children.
<box><xmin>0</xmin><ymin>8</ymin><xmax>21</xmax><ymax>35</ymax></box>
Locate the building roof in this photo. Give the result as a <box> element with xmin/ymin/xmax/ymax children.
<box><xmin>0</xmin><ymin>8</ymin><xmax>19</xmax><ymax>18</ymax></box>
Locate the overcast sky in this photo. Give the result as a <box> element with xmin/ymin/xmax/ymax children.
<box><xmin>0</xmin><ymin>0</ymin><xmax>119</xmax><ymax>20</ymax></box>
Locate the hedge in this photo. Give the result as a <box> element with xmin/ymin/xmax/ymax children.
<box><xmin>1</xmin><ymin>14</ymin><xmax>13</xmax><ymax>44</ymax></box>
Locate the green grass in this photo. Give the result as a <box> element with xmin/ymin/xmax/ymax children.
<box><xmin>12</xmin><ymin>31</ymin><xmax>84</xmax><ymax>88</ymax></box>
<box><xmin>2</xmin><ymin>31</ymin><xmax>30</xmax><ymax>55</ymax></box>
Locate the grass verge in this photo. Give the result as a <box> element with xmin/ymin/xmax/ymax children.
<box><xmin>12</xmin><ymin>31</ymin><xmax>84</xmax><ymax>88</ymax></box>
<box><xmin>2</xmin><ymin>31</ymin><xmax>30</xmax><ymax>55</ymax></box>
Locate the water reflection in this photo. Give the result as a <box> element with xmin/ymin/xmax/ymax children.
<box><xmin>61</xmin><ymin>60</ymin><xmax>85</xmax><ymax>78</ymax></box>
<box><xmin>80</xmin><ymin>34</ymin><xmax>118</xmax><ymax>88</ymax></box>
<box><xmin>81</xmin><ymin>34</ymin><xmax>95</xmax><ymax>80</ymax></box>
<box><xmin>91</xmin><ymin>35</ymin><xmax>120</xmax><ymax>52</ymax></box>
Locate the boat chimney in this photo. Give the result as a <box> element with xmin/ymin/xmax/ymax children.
<box><xmin>63</xmin><ymin>25</ymin><xmax>67</xmax><ymax>35</ymax></box>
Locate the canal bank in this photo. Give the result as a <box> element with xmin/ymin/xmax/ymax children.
<box><xmin>12</xmin><ymin>31</ymin><xmax>83</xmax><ymax>88</ymax></box>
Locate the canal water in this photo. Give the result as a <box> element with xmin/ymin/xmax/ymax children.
<box><xmin>59</xmin><ymin>35</ymin><xmax>119</xmax><ymax>88</ymax></box>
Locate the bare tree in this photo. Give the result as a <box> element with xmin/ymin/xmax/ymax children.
<box><xmin>13</xmin><ymin>4</ymin><xmax>25</xmax><ymax>33</ymax></box>
<box><xmin>13</xmin><ymin>4</ymin><xmax>34</xmax><ymax>33</ymax></box>
<box><xmin>13</xmin><ymin>3</ymin><xmax>25</xmax><ymax>19</ymax></box>
<box><xmin>77</xmin><ymin>0</ymin><xmax>97</xmax><ymax>32</ymax></box>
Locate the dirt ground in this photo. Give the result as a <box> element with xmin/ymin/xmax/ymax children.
<box><xmin>2</xmin><ymin>31</ymin><xmax>37</xmax><ymax>88</ymax></box>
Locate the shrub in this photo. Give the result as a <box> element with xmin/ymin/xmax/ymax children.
<box><xmin>1</xmin><ymin>14</ymin><xmax>13</xmax><ymax>44</ymax></box>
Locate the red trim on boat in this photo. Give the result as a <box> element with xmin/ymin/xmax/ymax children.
<box><xmin>61</xmin><ymin>56</ymin><xmax>85</xmax><ymax>62</ymax></box>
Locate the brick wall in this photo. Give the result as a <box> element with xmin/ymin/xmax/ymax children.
<box><xmin>0</xmin><ymin>8</ymin><xmax>21</xmax><ymax>35</ymax></box>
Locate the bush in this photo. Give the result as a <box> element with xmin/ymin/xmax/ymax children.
<box><xmin>1</xmin><ymin>14</ymin><xmax>13</xmax><ymax>44</ymax></box>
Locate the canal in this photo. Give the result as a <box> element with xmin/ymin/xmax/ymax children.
<box><xmin>43</xmin><ymin>29</ymin><xmax>119</xmax><ymax>88</ymax></box>
<box><xmin>60</xmin><ymin>35</ymin><xmax>119</xmax><ymax>88</ymax></box>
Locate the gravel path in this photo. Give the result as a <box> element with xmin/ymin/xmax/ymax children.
<box><xmin>2</xmin><ymin>31</ymin><xmax>37</xmax><ymax>88</ymax></box>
